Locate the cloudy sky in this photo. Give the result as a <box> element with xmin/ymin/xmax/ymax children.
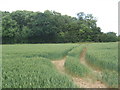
<box><xmin>0</xmin><ymin>0</ymin><xmax>119</xmax><ymax>35</ymax></box>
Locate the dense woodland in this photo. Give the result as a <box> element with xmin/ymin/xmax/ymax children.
<box><xmin>1</xmin><ymin>10</ymin><xmax>119</xmax><ymax>44</ymax></box>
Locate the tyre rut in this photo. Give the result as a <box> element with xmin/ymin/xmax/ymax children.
<box><xmin>51</xmin><ymin>48</ymin><xmax>107</xmax><ymax>88</ymax></box>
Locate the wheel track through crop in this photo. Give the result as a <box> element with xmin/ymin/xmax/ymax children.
<box><xmin>51</xmin><ymin>48</ymin><xmax>107</xmax><ymax>88</ymax></box>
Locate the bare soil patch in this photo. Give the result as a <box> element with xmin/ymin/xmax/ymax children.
<box><xmin>51</xmin><ymin>57</ymin><xmax>66</xmax><ymax>74</ymax></box>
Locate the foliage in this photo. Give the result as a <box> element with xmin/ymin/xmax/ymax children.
<box><xmin>2</xmin><ymin>14</ymin><xmax>18</xmax><ymax>43</ymax></box>
<box><xmin>2</xmin><ymin>10</ymin><xmax>118</xmax><ymax>44</ymax></box>
<box><xmin>99</xmin><ymin>32</ymin><xmax>118</xmax><ymax>42</ymax></box>
<box><xmin>118</xmin><ymin>35</ymin><xmax>120</xmax><ymax>41</ymax></box>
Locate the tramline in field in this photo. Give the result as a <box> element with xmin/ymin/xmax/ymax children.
<box><xmin>2</xmin><ymin>42</ymin><xmax>118</xmax><ymax>88</ymax></box>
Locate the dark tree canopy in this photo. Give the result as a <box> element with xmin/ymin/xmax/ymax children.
<box><xmin>1</xmin><ymin>10</ymin><xmax>118</xmax><ymax>44</ymax></box>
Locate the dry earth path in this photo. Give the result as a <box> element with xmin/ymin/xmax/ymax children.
<box><xmin>51</xmin><ymin>48</ymin><xmax>107</xmax><ymax>88</ymax></box>
<box><xmin>51</xmin><ymin>57</ymin><xmax>66</xmax><ymax>74</ymax></box>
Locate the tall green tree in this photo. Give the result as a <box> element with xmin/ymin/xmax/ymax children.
<box><xmin>1</xmin><ymin>10</ymin><xmax>117</xmax><ymax>43</ymax></box>
<box><xmin>2</xmin><ymin>14</ymin><xmax>18</xmax><ymax>43</ymax></box>
<box><xmin>118</xmin><ymin>35</ymin><xmax>120</xmax><ymax>41</ymax></box>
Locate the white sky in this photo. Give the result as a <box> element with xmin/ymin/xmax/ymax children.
<box><xmin>0</xmin><ymin>0</ymin><xmax>119</xmax><ymax>35</ymax></box>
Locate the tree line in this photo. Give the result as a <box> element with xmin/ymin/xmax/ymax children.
<box><xmin>1</xmin><ymin>10</ymin><xmax>119</xmax><ymax>44</ymax></box>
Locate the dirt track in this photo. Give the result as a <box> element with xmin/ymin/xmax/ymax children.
<box><xmin>51</xmin><ymin>48</ymin><xmax>107</xmax><ymax>88</ymax></box>
<box><xmin>51</xmin><ymin>57</ymin><xmax>66</xmax><ymax>74</ymax></box>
